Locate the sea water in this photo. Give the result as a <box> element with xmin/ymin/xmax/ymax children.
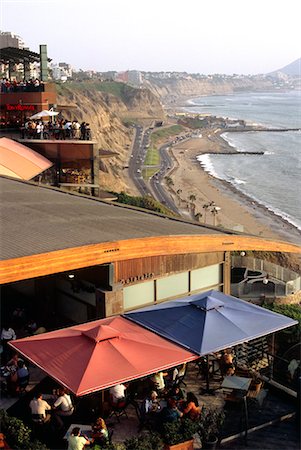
<box><xmin>187</xmin><ymin>91</ymin><xmax>301</xmax><ymax>231</ymax></box>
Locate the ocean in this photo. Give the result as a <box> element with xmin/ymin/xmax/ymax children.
<box><xmin>186</xmin><ymin>91</ymin><xmax>301</xmax><ymax>231</ymax></box>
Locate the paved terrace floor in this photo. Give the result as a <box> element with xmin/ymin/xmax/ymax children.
<box><xmin>4</xmin><ymin>362</ymin><xmax>298</xmax><ymax>449</ymax></box>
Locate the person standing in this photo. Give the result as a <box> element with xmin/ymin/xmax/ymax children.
<box><xmin>1</xmin><ymin>325</ymin><xmax>16</xmax><ymax>362</ymax></box>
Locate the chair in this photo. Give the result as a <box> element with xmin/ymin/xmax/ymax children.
<box><xmin>247</xmin><ymin>379</ymin><xmax>267</xmax><ymax>407</ymax></box>
<box><xmin>108</xmin><ymin>428</ymin><xmax>114</xmax><ymax>443</ymax></box>
<box><xmin>108</xmin><ymin>399</ymin><xmax>128</xmax><ymax>423</ymax></box>
<box><xmin>17</xmin><ymin>374</ymin><xmax>29</xmax><ymax>395</ymax></box>
<box><xmin>173</xmin><ymin>364</ymin><xmax>187</xmax><ymax>387</ymax></box>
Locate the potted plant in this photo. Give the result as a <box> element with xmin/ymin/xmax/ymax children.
<box><xmin>162</xmin><ymin>418</ymin><xmax>199</xmax><ymax>450</ymax></box>
<box><xmin>198</xmin><ymin>407</ymin><xmax>225</xmax><ymax>450</ymax></box>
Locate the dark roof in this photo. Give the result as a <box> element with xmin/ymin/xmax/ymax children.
<box><xmin>0</xmin><ymin>176</ymin><xmax>226</xmax><ymax>260</ymax></box>
<box><xmin>0</xmin><ymin>47</ymin><xmax>52</xmax><ymax>64</ymax></box>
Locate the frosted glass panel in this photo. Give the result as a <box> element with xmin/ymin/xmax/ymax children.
<box><xmin>191</xmin><ymin>264</ymin><xmax>221</xmax><ymax>291</ymax></box>
<box><xmin>124</xmin><ymin>281</ymin><xmax>154</xmax><ymax>310</ymax></box>
<box><xmin>157</xmin><ymin>272</ymin><xmax>189</xmax><ymax>301</ymax></box>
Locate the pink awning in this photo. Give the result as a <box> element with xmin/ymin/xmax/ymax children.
<box><xmin>9</xmin><ymin>316</ymin><xmax>198</xmax><ymax>396</ymax></box>
<box><xmin>0</xmin><ymin>137</ymin><xmax>52</xmax><ymax>180</ymax></box>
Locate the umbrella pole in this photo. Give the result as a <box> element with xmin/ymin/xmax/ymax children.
<box><xmin>200</xmin><ymin>356</ymin><xmax>215</xmax><ymax>395</ymax></box>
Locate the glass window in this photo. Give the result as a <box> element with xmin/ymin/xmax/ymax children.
<box><xmin>124</xmin><ymin>280</ymin><xmax>154</xmax><ymax>310</ymax></box>
<box><xmin>157</xmin><ymin>272</ymin><xmax>189</xmax><ymax>301</ymax></box>
<box><xmin>191</xmin><ymin>264</ymin><xmax>222</xmax><ymax>291</ymax></box>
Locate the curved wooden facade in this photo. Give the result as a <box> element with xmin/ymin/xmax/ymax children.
<box><xmin>1</xmin><ymin>234</ymin><xmax>300</xmax><ymax>284</ymax></box>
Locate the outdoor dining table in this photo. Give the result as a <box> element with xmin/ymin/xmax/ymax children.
<box><xmin>221</xmin><ymin>375</ymin><xmax>252</xmax><ymax>392</ymax></box>
<box><xmin>221</xmin><ymin>375</ymin><xmax>252</xmax><ymax>442</ymax></box>
<box><xmin>63</xmin><ymin>423</ymin><xmax>92</xmax><ymax>440</ymax></box>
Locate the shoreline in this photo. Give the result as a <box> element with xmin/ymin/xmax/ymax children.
<box><xmin>166</xmin><ymin>129</ymin><xmax>301</xmax><ymax>247</ymax></box>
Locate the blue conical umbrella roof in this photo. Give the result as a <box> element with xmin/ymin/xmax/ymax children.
<box><xmin>125</xmin><ymin>290</ymin><xmax>297</xmax><ymax>355</ymax></box>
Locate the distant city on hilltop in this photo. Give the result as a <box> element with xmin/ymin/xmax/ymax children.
<box><xmin>0</xmin><ymin>31</ymin><xmax>300</xmax><ymax>91</ymax></box>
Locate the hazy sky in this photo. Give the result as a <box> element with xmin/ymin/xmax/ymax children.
<box><xmin>1</xmin><ymin>0</ymin><xmax>300</xmax><ymax>74</ymax></box>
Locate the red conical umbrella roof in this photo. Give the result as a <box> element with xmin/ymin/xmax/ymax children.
<box><xmin>10</xmin><ymin>316</ymin><xmax>197</xmax><ymax>396</ymax></box>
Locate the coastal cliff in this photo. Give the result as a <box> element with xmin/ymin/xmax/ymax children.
<box><xmin>144</xmin><ymin>77</ymin><xmax>275</xmax><ymax>103</ymax></box>
<box><xmin>56</xmin><ymin>81</ymin><xmax>164</xmax><ymax>191</ymax></box>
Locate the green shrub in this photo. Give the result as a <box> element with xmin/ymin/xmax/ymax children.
<box><xmin>111</xmin><ymin>191</ymin><xmax>177</xmax><ymax>216</ymax></box>
<box><xmin>162</xmin><ymin>418</ymin><xmax>199</xmax><ymax>445</ymax></box>
<box><xmin>198</xmin><ymin>407</ymin><xmax>225</xmax><ymax>443</ymax></box>
<box><xmin>263</xmin><ymin>303</ymin><xmax>301</xmax><ymax>345</ymax></box>
<box><xmin>124</xmin><ymin>431</ymin><xmax>163</xmax><ymax>450</ymax></box>
<box><xmin>0</xmin><ymin>409</ymin><xmax>48</xmax><ymax>450</ymax></box>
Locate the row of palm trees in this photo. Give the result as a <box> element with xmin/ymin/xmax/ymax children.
<box><xmin>164</xmin><ymin>177</ymin><xmax>221</xmax><ymax>226</ymax></box>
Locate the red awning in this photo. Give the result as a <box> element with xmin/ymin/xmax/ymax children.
<box><xmin>0</xmin><ymin>137</ymin><xmax>52</xmax><ymax>180</ymax></box>
<box><xmin>9</xmin><ymin>316</ymin><xmax>197</xmax><ymax>396</ymax></box>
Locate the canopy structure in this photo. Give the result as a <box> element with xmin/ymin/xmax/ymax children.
<box><xmin>29</xmin><ymin>110</ymin><xmax>59</xmax><ymax>119</ymax></box>
<box><xmin>125</xmin><ymin>290</ymin><xmax>298</xmax><ymax>355</ymax></box>
<box><xmin>0</xmin><ymin>137</ymin><xmax>52</xmax><ymax>180</ymax></box>
<box><xmin>0</xmin><ymin>47</ymin><xmax>51</xmax><ymax>64</ymax></box>
<box><xmin>9</xmin><ymin>316</ymin><xmax>197</xmax><ymax>396</ymax></box>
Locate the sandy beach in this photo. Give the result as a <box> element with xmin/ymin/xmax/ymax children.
<box><xmin>164</xmin><ymin>129</ymin><xmax>301</xmax><ymax>248</ymax></box>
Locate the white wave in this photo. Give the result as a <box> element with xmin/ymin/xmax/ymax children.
<box><xmin>221</xmin><ymin>133</ymin><xmax>243</xmax><ymax>151</ymax></box>
<box><xmin>196</xmin><ymin>154</ymin><xmax>222</xmax><ymax>179</ymax></box>
<box><xmin>233</xmin><ymin>178</ymin><xmax>246</xmax><ymax>185</ymax></box>
<box><xmin>264</xmin><ymin>151</ymin><xmax>275</xmax><ymax>155</ymax></box>
<box><xmin>232</xmin><ymin>184</ymin><xmax>301</xmax><ymax>232</ymax></box>
<box><xmin>196</xmin><ymin>154</ymin><xmax>301</xmax><ymax>232</ymax></box>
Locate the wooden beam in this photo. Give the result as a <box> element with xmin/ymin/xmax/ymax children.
<box><xmin>0</xmin><ymin>234</ymin><xmax>300</xmax><ymax>284</ymax></box>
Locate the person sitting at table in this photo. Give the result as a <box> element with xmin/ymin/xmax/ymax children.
<box><xmin>109</xmin><ymin>383</ymin><xmax>127</xmax><ymax>406</ymax></box>
<box><xmin>151</xmin><ymin>371</ymin><xmax>168</xmax><ymax>393</ymax></box>
<box><xmin>144</xmin><ymin>390</ymin><xmax>160</xmax><ymax>414</ymax></box>
<box><xmin>168</xmin><ymin>385</ymin><xmax>185</xmax><ymax>404</ymax></box>
<box><xmin>7</xmin><ymin>353</ymin><xmax>24</xmax><ymax>370</ymax></box>
<box><xmin>16</xmin><ymin>360</ymin><xmax>29</xmax><ymax>393</ymax></box>
<box><xmin>67</xmin><ymin>427</ymin><xmax>90</xmax><ymax>450</ymax></box>
<box><xmin>91</xmin><ymin>417</ymin><xmax>109</xmax><ymax>446</ymax></box>
<box><xmin>182</xmin><ymin>392</ymin><xmax>201</xmax><ymax>421</ymax></box>
<box><xmin>220</xmin><ymin>349</ymin><xmax>235</xmax><ymax>376</ymax></box>
<box><xmin>159</xmin><ymin>397</ymin><xmax>183</xmax><ymax>425</ymax></box>
<box><xmin>53</xmin><ymin>387</ymin><xmax>74</xmax><ymax>429</ymax></box>
<box><xmin>29</xmin><ymin>392</ymin><xmax>51</xmax><ymax>423</ymax></box>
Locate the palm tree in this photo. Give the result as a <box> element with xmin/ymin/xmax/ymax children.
<box><xmin>194</xmin><ymin>212</ymin><xmax>203</xmax><ymax>222</ymax></box>
<box><xmin>165</xmin><ymin>176</ymin><xmax>174</xmax><ymax>188</ymax></box>
<box><xmin>202</xmin><ymin>203</ymin><xmax>209</xmax><ymax>223</ymax></box>
<box><xmin>210</xmin><ymin>206</ymin><xmax>221</xmax><ymax>226</ymax></box>
<box><xmin>189</xmin><ymin>194</ymin><xmax>197</xmax><ymax>203</ymax></box>
<box><xmin>176</xmin><ymin>189</ymin><xmax>182</xmax><ymax>206</ymax></box>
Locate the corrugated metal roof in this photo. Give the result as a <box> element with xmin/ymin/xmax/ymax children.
<box><xmin>0</xmin><ymin>177</ymin><xmax>227</xmax><ymax>260</ymax></box>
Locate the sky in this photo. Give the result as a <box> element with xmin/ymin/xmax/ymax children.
<box><xmin>1</xmin><ymin>0</ymin><xmax>300</xmax><ymax>74</ymax></box>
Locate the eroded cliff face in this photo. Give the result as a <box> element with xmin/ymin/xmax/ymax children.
<box><xmin>57</xmin><ymin>84</ymin><xmax>164</xmax><ymax>192</ymax></box>
<box><xmin>144</xmin><ymin>77</ymin><xmax>275</xmax><ymax>103</ymax></box>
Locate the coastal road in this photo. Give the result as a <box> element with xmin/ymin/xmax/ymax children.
<box><xmin>149</xmin><ymin>143</ymin><xmax>179</xmax><ymax>214</ymax></box>
<box><xmin>128</xmin><ymin>125</ymin><xmax>152</xmax><ymax>196</ymax></box>
<box><xmin>128</xmin><ymin>125</ymin><xmax>193</xmax><ymax>215</ymax></box>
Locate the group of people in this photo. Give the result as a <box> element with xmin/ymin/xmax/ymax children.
<box><xmin>67</xmin><ymin>418</ymin><xmax>109</xmax><ymax>450</ymax></box>
<box><xmin>142</xmin><ymin>386</ymin><xmax>201</xmax><ymax>429</ymax></box>
<box><xmin>29</xmin><ymin>389</ymin><xmax>109</xmax><ymax>450</ymax></box>
<box><xmin>1</xmin><ymin>77</ymin><xmax>44</xmax><ymax>93</ymax></box>
<box><xmin>0</xmin><ymin>352</ymin><xmax>29</xmax><ymax>395</ymax></box>
<box><xmin>22</xmin><ymin>119</ymin><xmax>92</xmax><ymax>140</ymax></box>
<box><xmin>29</xmin><ymin>387</ymin><xmax>74</xmax><ymax>429</ymax></box>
